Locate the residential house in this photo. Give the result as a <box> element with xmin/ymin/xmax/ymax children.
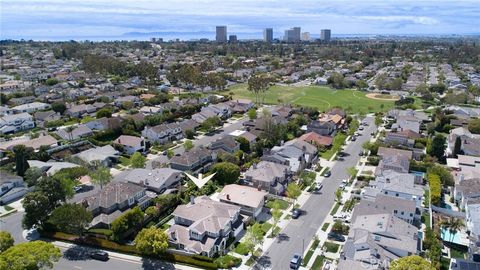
<box><xmin>218</xmin><ymin>184</ymin><xmax>267</xmax><ymax>220</ymax></box>
<box><xmin>73</xmin><ymin>145</ymin><xmax>120</xmax><ymax>167</ymax></box>
<box><xmin>447</xmin><ymin>127</ymin><xmax>480</xmax><ymax>157</ymax></box>
<box><xmin>12</xmin><ymin>102</ymin><xmax>50</xmax><ymax>114</ymax></box>
<box><xmin>192</xmin><ymin>103</ymin><xmax>231</xmax><ymax>124</ymax></box>
<box><xmin>81</xmin><ymin>181</ymin><xmax>150</xmax><ymax>228</ymax></box>
<box><xmin>454</xmin><ymin>178</ymin><xmax>480</xmax><ymax>209</ymax></box>
<box><xmin>363</xmin><ymin>170</ymin><xmax>424</xmax><ymax>209</ymax></box>
<box><xmin>0</xmin><ymin>172</ymin><xmax>27</xmax><ymax>205</ymax></box>
<box><xmin>339</xmin><ymin>213</ymin><xmax>419</xmax><ymax>269</ymax></box>
<box><xmin>27</xmin><ymin>160</ymin><xmax>79</xmax><ymax>176</ymax></box>
<box><xmin>85</xmin><ymin>117</ymin><xmax>122</xmax><ymax>131</ymax></box>
<box><xmin>114</xmin><ymin>95</ymin><xmax>142</xmax><ymax>108</ymax></box>
<box><xmin>226</xmin><ymin>99</ymin><xmax>254</xmax><ymax>113</ymax></box>
<box><xmin>113</xmin><ymin>135</ymin><xmax>146</xmax><ymax>155</ymax></box>
<box><xmin>168</xmin><ymin>196</ymin><xmax>243</xmax><ymax>257</ymax></box>
<box><xmin>0</xmin><ymin>106</ymin><xmax>13</xmax><ymax>117</ymax></box>
<box><xmin>299</xmin><ymin>132</ymin><xmax>333</xmax><ymax>147</ymax></box>
<box><xmin>376</xmin><ymin>147</ymin><xmax>412</xmax><ymax>176</ymax></box>
<box><xmin>169</xmin><ymin>147</ymin><xmax>216</xmax><ymax>172</ymax></box>
<box><xmin>209</xmin><ymin>135</ymin><xmax>240</xmax><ymax>154</ymax></box>
<box><xmin>352</xmin><ymin>195</ymin><xmax>418</xmax><ymax>225</ymax></box>
<box><xmin>0</xmin><ymin>113</ymin><xmax>35</xmax><ymax>134</ymax></box>
<box><xmin>116</xmin><ymin>168</ymin><xmax>182</xmax><ymax>193</ymax></box>
<box><xmin>385</xmin><ymin>129</ymin><xmax>422</xmax><ymax>148</ymax></box>
<box><xmin>56</xmin><ymin>125</ymin><xmax>93</xmax><ymax>141</ymax></box>
<box><xmin>0</xmin><ymin>135</ymin><xmax>58</xmax><ymax>152</ymax></box>
<box><xmin>33</xmin><ymin>110</ymin><xmax>61</xmax><ymax>127</ymax></box>
<box><xmin>142</xmin><ymin>122</ymin><xmax>185</xmax><ymax>144</ymax></box>
<box><xmin>307</xmin><ymin>120</ymin><xmax>336</xmax><ymax>136</ymax></box>
<box><xmin>65</xmin><ymin>104</ymin><xmax>97</xmax><ymax>118</ymax></box>
<box><xmin>244</xmin><ymin>161</ymin><xmax>291</xmax><ymax>195</ymax></box>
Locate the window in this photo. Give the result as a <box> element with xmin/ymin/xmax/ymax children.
<box><xmin>396</xmin><ymin>193</ymin><xmax>399</xmax><ymax>197</ymax></box>
<box><xmin>394</xmin><ymin>210</ymin><xmax>398</xmax><ymax>214</ymax></box>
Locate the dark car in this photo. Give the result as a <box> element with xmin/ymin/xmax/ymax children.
<box><xmin>327</xmin><ymin>232</ymin><xmax>346</xmax><ymax>242</ymax></box>
<box><xmin>324</xmin><ymin>171</ymin><xmax>331</xmax><ymax>177</ymax></box>
<box><xmin>337</xmin><ymin>157</ymin><xmax>344</xmax><ymax>161</ymax></box>
<box><xmin>91</xmin><ymin>251</ymin><xmax>109</xmax><ymax>261</ymax></box>
<box><xmin>291</xmin><ymin>208</ymin><xmax>301</xmax><ymax>219</ymax></box>
<box><xmin>290</xmin><ymin>254</ymin><xmax>302</xmax><ymax>269</ymax></box>
<box><xmin>358</xmin><ymin>151</ymin><xmax>364</xmax><ymax>156</ymax></box>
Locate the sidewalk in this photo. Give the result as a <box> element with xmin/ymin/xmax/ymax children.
<box><xmin>52</xmin><ymin>241</ymin><xmax>202</xmax><ymax>270</ymax></box>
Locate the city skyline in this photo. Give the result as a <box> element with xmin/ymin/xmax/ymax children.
<box><xmin>1</xmin><ymin>0</ymin><xmax>479</xmax><ymax>41</ymax></box>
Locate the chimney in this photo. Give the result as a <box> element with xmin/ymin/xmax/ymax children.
<box><xmin>190</xmin><ymin>195</ymin><xmax>195</xmax><ymax>205</ymax></box>
<box><xmin>226</xmin><ymin>194</ymin><xmax>231</xmax><ymax>200</ymax></box>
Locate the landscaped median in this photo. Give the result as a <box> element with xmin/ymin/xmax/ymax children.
<box><xmin>41</xmin><ymin>230</ymin><xmax>241</xmax><ymax>269</ymax></box>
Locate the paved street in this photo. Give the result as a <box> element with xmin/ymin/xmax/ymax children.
<box><xmin>255</xmin><ymin>116</ymin><xmax>376</xmax><ymax>270</ymax></box>
<box><xmin>0</xmin><ymin>211</ymin><xmax>26</xmax><ymax>244</ymax></box>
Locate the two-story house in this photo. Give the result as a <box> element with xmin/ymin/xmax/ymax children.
<box><xmin>168</xmin><ymin>196</ymin><xmax>243</xmax><ymax>257</ymax></box>
<box><xmin>0</xmin><ymin>112</ymin><xmax>35</xmax><ymax>134</ymax></box>
<box><xmin>244</xmin><ymin>161</ymin><xmax>291</xmax><ymax>195</ymax></box>
<box><xmin>142</xmin><ymin>122</ymin><xmax>183</xmax><ymax>144</ymax></box>
<box><xmin>113</xmin><ymin>135</ymin><xmax>146</xmax><ymax>155</ymax></box>
<box><xmin>218</xmin><ymin>184</ymin><xmax>267</xmax><ymax>220</ymax></box>
<box><xmin>169</xmin><ymin>147</ymin><xmax>216</xmax><ymax>173</ymax></box>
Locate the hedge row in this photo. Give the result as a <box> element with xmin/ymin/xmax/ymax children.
<box><xmin>428</xmin><ymin>173</ymin><xmax>441</xmax><ymax>206</ymax></box>
<box><xmin>41</xmin><ymin>231</ymin><xmax>218</xmax><ymax>269</ymax></box>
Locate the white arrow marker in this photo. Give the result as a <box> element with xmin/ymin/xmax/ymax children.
<box><xmin>185</xmin><ymin>172</ymin><xmax>216</xmax><ymax>189</ymax></box>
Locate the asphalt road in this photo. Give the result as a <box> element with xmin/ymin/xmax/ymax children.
<box><xmin>54</xmin><ymin>245</ymin><xmax>180</xmax><ymax>270</ymax></box>
<box><xmin>0</xmin><ymin>211</ymin><xmax>25</xmax><ymax>244</ymax></box>
<box><xmin>255</xmin><ymin>116</ymin><xmax>376</xmax><ymax>270</ymax></box>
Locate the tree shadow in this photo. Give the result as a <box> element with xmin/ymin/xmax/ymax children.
<box><xmin>62</xmin><ymin>245</ymin><xmax>92</xmax><ymax>261</ymax></box>
<box><xmin>253</xmin><ymin>255</ymin><xmax>272</xmax><ymax>270</ymax></box>
<box><xmin>276</xmin><ymin>233</ymin><xmax>290</xmax><ymax>243</ymax></box>
<box><xmin>141</xmin><ymin>258</ymin><xmax>177</xmax><ymax>270</ymax></box>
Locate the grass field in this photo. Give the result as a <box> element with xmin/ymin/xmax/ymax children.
<box><xmin>227</xmin><ymin>84</ymin><xmax>395</xmax><ymax>113</ymax></box>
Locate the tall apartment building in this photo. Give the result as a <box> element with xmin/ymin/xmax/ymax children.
<box><xmin>216</xmin><ymin>26</ymin><xmax>227</xmax><ymax>42</ymax></box>
<box><xmin>284</xmin><ymin>27</ymin><xmax>301</xmax><ymax>42</ymax></box>
<box><xmin>263</xmin><ymin>28</ymin><xmax>273</xmax><ymax>43</ymax></box>
<box><xmin>229</xmin><ymin>35</ymin><xmax>237</xmax><ymax>42</ymax></box>
<box><xmin>321</xmin><ymin>29</ymin><xmax>331</xmax><ymax>42</ymax></box>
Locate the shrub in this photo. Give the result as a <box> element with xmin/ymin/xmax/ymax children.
<box><xmin>428</xmin><ymin>173</ymin><xmax>442</xmax><ymax>206</ymax></box>
<box><xmin>214</xmin><ymin>255</ymin><xmax>241</xmax><ymax>268</ymax></box>
<box><xmin>234</xmin><ymin>242</ymin><xmax>249</xmax><ymax>255</ymax></box>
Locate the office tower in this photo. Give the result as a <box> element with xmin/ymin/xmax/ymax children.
<box><xmin>301</xmin><ymin>32</ymin><xmax>311</xmax><ymax>41</ymax></box>
<box><xmin>150</xmin><ymin>37</ymin><xmax>156</xmax><ymax>42</ymax></box>
<box><xmin>264</xmin><ymin>28</ymin><xmax>273</xmax><ymax>43</ymax></box>
<box><xmin>216</xmin><ymin>26</ymin><xmax>227</xmax><ymax>42</ymax></box>
<box><xmin>229</xmin><ymin>35</ymin><xmax>237</xmax><ymax>42</ymax></box>
<box><xmin>321</xmin><ymin>29</ymin><xmax>331</xmax><ymax>42</ymax></box>
<box><xmin>284</xmin><ymin>27</ymin><xmax>301</xmax><ymax>42</ymax></box>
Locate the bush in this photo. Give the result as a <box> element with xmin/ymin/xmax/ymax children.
<box><xmin>214</xmin><ymin>255</ymin><xmax>241</xmax><ymax>268</ymax></box>
<box><xmin>265</xmin><ymin>198</ymin><xmax>289</xmax><ymax>210</ymax></box>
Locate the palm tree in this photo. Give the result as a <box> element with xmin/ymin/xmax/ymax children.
<box><xmin>65</xmin><ymin>125</ymin><xmax>75</xmax><ymax>142</ymax></box>
<box><xmin>441</xmin><ymin>217</ymin><xmax>465</xmax><ymax>243</ymax></box>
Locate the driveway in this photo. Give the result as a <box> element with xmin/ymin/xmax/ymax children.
<box><xmin>254</xmin><ymin>116</ymin><xmax>376</xmax><ymax>270</ymax></box>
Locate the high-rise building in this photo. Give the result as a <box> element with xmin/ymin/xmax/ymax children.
<box><xmin>284</xmin><ymin>27</ymin><xmax>301</xmax><ymax>42</ymax></box>
<box><xmin>321</xmin><ymin>29</ymin><xmax>331</xmax><ymax>42</ymax></box>
<box><xmin>229</xmin><ymin>35</ymin><xmax>237</xmax><ymax>42</ymax></box>
<box><xmin>216</xmin><ymin>26</ymin><xmax>227</xmax><ymax>42</ymax></box>
<box><xmin>263</xmin><ymin>28</ymin><xmax>273</xmax><ymax>43</ymax></box>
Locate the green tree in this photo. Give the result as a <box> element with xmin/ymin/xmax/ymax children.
<box><xmin>51</xmin><ymin>102</ymin><xmax>66</xmax><ymax>114</ymax></box>
<box><xmin>469</xmin><ymin>118</ymin><xmax>480</xmax><ymax>134</ymax></box>
<box><xmin>22</xmin><ymin>192</ymin><xmax>51</xmax><ymax>229</ymax></box>
<box><xmin>299</xmin><ymin>171</ymin><xmax>316</xmax><ymax>187</ymax></box>
<box><xmin>390</xmin><ymin>255</ymin><xmax>435</xmax><ymax>270</ymax></box>
<box><xmin>248</xmin><ymin>73</ymin><xmax>271</xmax><ymax>104</ymax></box>
<box><xmin>36</xmin><ymin>176</ymin><xmax>67</xmax><ymax>209</ymax></box>
<box><xmin>111</xmin><ymin>207</ymin><xmax>144</xmax><ymax>241</ymax></box>
<box><xmin>183</xmin><ymin>140</ymin><xmax>194</xmax><ymax>151</ymax></box>
<box><xmin>286</xmin><ymin>183</ymin><xmax>301</xmax><ymax>204</ymax></box>
<box><xmin>0</xmin><ymin>241</ymin><xmax>61</xmax><ymax>270</ymax></box>
<box><xmin>328</xmin><ymin>72</ymin><xmax>346</xmax><ymax>89</ymax></box>
<box><xmin>130</xmin><ymin>152</ymin><xmax>146</xmax><ymax>168</ymax></box>
<box><xmin>48</xmin><ymin>204</ymin><xmax>92</xmax><ymax>235</ymax></box>
<box><xmin>453</xmin><ymin>136</ymin><xmax>462</xmax><ymax>158</ymax></box>
<box><xmin>45</xmin><ymin>78</ymin><xmax>59</xmax><ymax>86</ymax></box>
<box><xmin>185</xmin><ymin>129</ymin><xmax>195</xmax><ymax>139</ymax></box>
<box><xmin>211</xmin><ymin>162</ymin><xmax>240</xmax><ymax>185</ymax></box>
<box><xmin>134</xmin><ymin>227</ymin><xmax>169</xmax><ymax>256</ymax></box>
<box><xmin>89</xmin><ymin>166</ymin><xmax>112</xmax><ymax>189</ymax></box>
<box><xmin>247</xmin><ymin>108</ymin><xmax>257</xmax><ymax>120</ymax></box>
<box><xmin>335</xmin><ymin>188</ymin><xmax>343</xmax><ymax>203</ymax></box>
<box><xmin>0</xmin><ymin>231</ymin><xmax>14</xmax><ymax>253</ymax></box>
<box><xmin>13</xmin><ymin>145</ymin><xmax>33</xmax><ymax>177</ymax></box>
<box><xmin>346</xmin><ymin>167</ymin><xmax>358</xmax><ymax>181</ymax></box>
<box><xmin>235</xmin><ymin>136</ymin><xmax>250</xmax><ymax>153</ymax></box>
<box><xmin>166</xmin><ymin>149</ymin><xmax>174</xmax><ymax>159</ymax></box>
<box><xmin>96</xmin><ymin>108</ymin><xmax>113</xmax><ymax>119</ymax></box>
<box><xmin>427</xmin><ymin>134</ymin><xmax>446</xmax><ymax>162</ymax></box>
<box><xmin>201</xmin><ymin>116</ymin><xmax>222</xmax><ymax>133</ymax></box>
<box><xmin>23</xmin><ymin>167</ymin><xmax>43</xmax><ymax>187</ymax></box>
<box><xmin>243</xmin><ymin>223</ymin><xmax>265</xmax><ymax>256</ymax></box>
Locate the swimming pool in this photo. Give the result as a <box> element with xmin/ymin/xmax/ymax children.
<box><xmin>440</xmin><ymin>228</ymin><xmax>469</xmax><ymax>246</ymax></box>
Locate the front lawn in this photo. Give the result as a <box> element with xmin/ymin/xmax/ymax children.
<box><xmin>265</xmin><ymin>198</ymin><xmax>290</xmax><ymax>210</ymax></box>
<box><xmin>330</xmin><ymin>203</ymin><xmax>340</xmax><ymax>215</ymax></box>
<box><xmin>321</xmin><ymin>223</ymin><xmax>330</xmax><ymax>231</ymax></box>
<box><xmin>323</xmin><ymin>242</ymin><xmax>340</xmax><ymax>253</ymax></box>
<box><xmin>311</xmin><ymin>255</ymin><xmax>326</xmax><ymax>270</ymax></box>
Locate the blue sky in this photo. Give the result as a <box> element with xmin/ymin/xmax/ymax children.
<box><xmin>1</xmin><ymin>0</ymin><xmax>479</xmax><ymax>40</ymax></box>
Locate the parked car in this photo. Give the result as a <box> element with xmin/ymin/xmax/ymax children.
<box><xmin>314</xmin><ymin>182</ymin><xmax>323</xmax><ymax>191</ymax></box>
<box><xmin>290</xmin><ymin>254</ymin><xmax>302</xmax><ymax>269</ymax></box>
<box><xmin>328</xmin><ymin>232</ymin><xmax>345</xmax><ymax>242</ymax></box>
<box><xmin>358</xmin><ymin>151</ymin><xmax>364</xmax><ymax>156</ymax></box>
<box><xmin>324</xmin><ymin>171</ymin><xmax>331</xmax><ymax>177</ymax></box>
<box><xmin>91</xmin><ymin>251</ymin><xmax>109</xmax><ymax>261</ymax></box>
<box><xmin>291</xmin><ymin>208</ymin><xmax>302</xmax><ymax>219</ymax></box>
<box><xmin>351</xmin><ymin>136</ymin><xmax>357</xmax><ymax>141</ymax></box>
<box><xmin>337</xmin><ymin>157</ymin><xmax>344</xmax><ymax>161</ymax></box>
<box><xmin>359</xmin><ymin>126</ymin><xmax>364</xmax><ymax>130</ymax></box>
